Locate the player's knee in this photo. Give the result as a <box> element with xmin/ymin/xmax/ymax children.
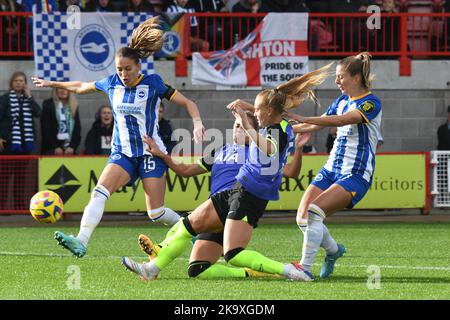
<box><xmin>307</xmin><ymin>203</ymin><xmax>326</xmax><ymax>221</ymax></box>
<box><xmin>147</xmin><ymin>206</ymin><xmax>165</xmax><ymax>222</ymax></box>
<box><xmin>223</xmin><ymin>247</ymin><xmax>244</xmax><ymax>264</ymax></box>
<box><xmin>91</xmin><ymin>184</ymin><xmax>110</xmax><ymax>201</ymax></box>
<box><xmin>188</xmin><ymin>261</ymin><xmax>211</xmax><ymax>278</ymax></box>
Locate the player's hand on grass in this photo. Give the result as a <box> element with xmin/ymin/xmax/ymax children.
<box><xmin>142</xmin><ymin>135</ymin><xmax>164</xmax><ymax>157</ymax></box>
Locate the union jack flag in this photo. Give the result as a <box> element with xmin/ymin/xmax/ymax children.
<box><xmin>207</xmin><ymin>32</ymin><xmax>257</xmax><ymax>78</ymax></box>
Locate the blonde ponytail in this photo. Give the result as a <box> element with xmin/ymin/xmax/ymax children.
<box><xmin>277</xmin><ymin>62</ymin><xmax>333</xmax><ymax>110</ymax></box>
<box><xmin>258</xmin><ymin>63</ymin><xmax>332</xmax><ymax>114</ymax></box>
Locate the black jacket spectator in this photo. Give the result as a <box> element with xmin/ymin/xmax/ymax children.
<box><xmin>84</xmin><ymin>105</ymin><xmax>113</xmax><ymax>155</ymax></box>
<box><xmin>231</xmin><ymin>0</ymin><xmax>270</xmax><ymax>13</ymax></box>
<box><xmin>121</xmin><ymin>0</ymin><xmax>151</xmax><ymax>12</ymax></box>
<box><xmin>188</xmin><ymin>0</ymin><xmax>224</xmax><ymax>12</ymax></box>
<box><xmin>264</xmin><ymin>0</ymin><xmax>310</xmax><ymax>12</ymax></box>
<box><xmin>40</xmin><ymin>97</ymin><xmax>81</xmax><ymax>155</ymax></box>
<box><xmin>437</xmin><ymin>106</ymin><xmax>450</xmax><ymax>150</ymax></box>
<box><xmin>85</xmin><ymin>0</ymin><xmax>117</xmax><ymax>11</ymax></box>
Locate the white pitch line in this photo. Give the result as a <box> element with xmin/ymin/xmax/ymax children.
<box><xmin>1</xmin><ymin>251</ymin><xmax>450</xmax><ymax>272</ymax></box>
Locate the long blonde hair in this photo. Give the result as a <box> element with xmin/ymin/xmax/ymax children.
<box><xmin>258</xmin><ymin>63</ymin><xmax>332</xmax><ymax>114</ymax></box>
<box><xmin>338</xmin><ymin>52</ymin><xmax>374</xmax><ymax>90</ymax></box>
<box><xmin>52</xmin><ymin>88</ymin><xmax>78</xmax><ymax>117</ymax></box>
<box><xmin>116</xmin><ymin>16</ymin><xmax>163</xmax><ymax>63</ymax></box>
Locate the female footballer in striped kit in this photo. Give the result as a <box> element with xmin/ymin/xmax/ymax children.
<box><xmin>292</xmin><ymin>52</ymin><xmax>382</xmax><ymax>280</ymax></box>
<box><xmin>32</xmin><ymin>17</ymin><xmax>205</xmax><ymax>258</ymax></box>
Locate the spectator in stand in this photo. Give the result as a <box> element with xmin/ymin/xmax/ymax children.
<box><xmin>305</xmin><ymin>0</ymin><xmax>328</xmax><ymax>13</ymax></box>
<box><xmin>165</xmin><ymin>0</ymin><xmax>209</xmax><ymax>51</ymax></box>
<box><xmin>187</xmin><ymin>0</ymin><xmax>224</xmax><ymax>12</ymax></box>
<box><xmin>18</xmin><ymin>0</ymin><xmax>58</xmax><ymax>12</ymax></box>
<box><xmin>157</xmin><ymin>102</ymin><xmax>176</xmax><ymax>154</ymax></box>
<box><xmin>0</xmin><ymin>71</ymin><xmax>41</xmax><ymax>155</ymax></box>
<box><xmin>187</xmin><ymin>0</ymin><xmax>229</xmax><ymax>50</ymax></box>
<box><xmin>85</xmin><ymin>0</ymin><xmax>116</xmax><ymax>11</ymax></box>
<box><xmin>265</xmin><ymin>0</ymin><xmax>310</xmax><ymax>12</ymax></box>
<box><xmin>148</xmin><ymin>0</ymin><xmax>167</xmax><ymax>14</ymax></box>
<box><xmin>373</xmin><ymin>0</ymin><xmax>400</xmax><ymax>53</ymax></box>
<box><xmin>58</xmin><ymin>0</ymin><xmax>84</xmax><ymax>11</ymax></box>
<box><xmin>84</xmin><ymin>105</ymin><xmax>113</xmax><ymax>155</ymax></box>
<box><xmin>328</xmin><ymin>0</ymin><xmax>375</xmax><ymax>52</ymax></box>
<box><xmin>437</xmin><ymin>105</ymin><xmax>450</xmax><ymax>150</ymax></box>
<box><xmin>40</xmin><ymin>88</ymin><xmax>81</xmax><ymax>155</ymax></box>
<box><xmin>223</xmin><ymin>0</ymin><xmax>238</xmax><ymax>11</ymax></box>
<box><xmin>0</xmin><ymin>71</ymin><xmax>41</xmax><ymax>211</ymax></box>
<box><xmin>121</xmin><ymin>0</ymin><xmax>151</xmax><ymax>12</ymax></box>
<box><xmin>231</xmin><ymin>0</ymin><xmax>269</xmax><ymax>13</ymax></box>
<box><xmin>231</xmin><ymin>0</ymin><xmax>270</xmax><ymax>44</ymax></box>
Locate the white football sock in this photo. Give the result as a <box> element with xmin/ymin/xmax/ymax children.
<box><xmin>77</xmin><ymin>185</ymin><xmax>110</xmax><ymax>247</ymax></box>
<box><xmin>148</xmin><ymin>207</ymin><xmax>180</xmax><ymax>226</ymax></box>
<box><xmin>296</xmin><ymin>217</ymin><xmax>308</xmax><ymax>234</ymax></box>
<box><xmin>321</xmin><ymin>224</ymin><xmax>338</xmax><ymax>256</ymax></box>
<box><xmin>300</xmin><ymin>204</ymin><xmax>325</xmax><ymax>272</ymax></box>
<box><xmin>299</xmin><ymin>220</ymin><xmax>338</xmax><ymax>256</ymax></box>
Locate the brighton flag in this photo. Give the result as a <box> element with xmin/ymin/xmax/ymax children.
<box><xmin>33</xmin><ymin>12</ymin><xmax>155</xmax><ymax>81</ymax></box>
<box><xmin>192</xmin><ymin>13</ymin><xmax>309</xmax><ymax>87</ymax></box>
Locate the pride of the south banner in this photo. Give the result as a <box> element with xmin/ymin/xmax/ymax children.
<box><xmin>192</xmin><ymin>13</ymin><xmax>309</xmax><ymax>87</ymax></box>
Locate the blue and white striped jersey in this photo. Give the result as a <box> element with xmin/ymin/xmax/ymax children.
<box><xmin>94</xmin><ymin>73</ymin><xmax>176</xmax><ymax>158</ymax></box>
<box><xmin>324</xmin><ymin>92</ymin><xmax>382</xmax><ymax>184</ymax></box>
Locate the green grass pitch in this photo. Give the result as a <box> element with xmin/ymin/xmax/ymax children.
<box><xmin>0</xmin><ymin>222</ymin><xmax>449</xmax><ymax>300</ymax></box>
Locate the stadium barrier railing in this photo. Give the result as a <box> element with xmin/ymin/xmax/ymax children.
<box><xmin>430</xmin><ymin>151</ymin><xmax>450</xmax><ymax>208</ymax></box>
<box><xmin>1</xmin><ymin>12</ymin><xmax>449</xmax><ymax>64</ymax></box>
<box><xmin>0</xmin><ymin>155</ymin><xmax>39</xmax><ymax>214</ymax></box>
<box><xmin>0</xmin><ymin>12</ymin><xmax>33</xmax><ymax>57</ymax></box>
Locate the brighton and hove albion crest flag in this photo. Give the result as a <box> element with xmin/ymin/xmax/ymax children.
<box><xmin>192</xmin><ymin>13</ymin><xmax>309</xmax><ymax>87</ymax></box>
<box><xmin>33</xmin><ymin>12</ymin><xmax>155</xmax><ymax>81</ymax></box>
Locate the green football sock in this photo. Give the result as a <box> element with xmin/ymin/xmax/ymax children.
<box><xmin>197</xmin><ymin>263</ymin><xmax>246</xmax><ymax>279</ymax></box>
<box><xmin>154</xmin><ymin>219</ymin><xmax>193</xmax><ymax>270</ymax></box>
<box><xmin>159</xmin><ymin>222</ymin><xmax>179</xmax><ymax>248</ymax></box>
<box><xmin>228</xmin><ymin>249</ymin><xmax>284</xmax><ymax>275</ymax></box>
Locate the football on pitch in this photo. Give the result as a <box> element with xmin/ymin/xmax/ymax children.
<box><xmin>29</xmin><ymin>190</ymin><xmax>63</xmax><ymax>224</ymax></box>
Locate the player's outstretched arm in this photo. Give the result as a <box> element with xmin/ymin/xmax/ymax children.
<box><xmin>293</xmin><ymin>110</ymin><xmax>363</xmax><ymax>128</ymax></box>
<box><xmin>283</xmin><ymin>133</ymin><xmax>311</xmax><ymax>178</ymax></box>
<box><xmin>31</xmin><ymin>77</ymin><xmax>96</xmax><ymax>94</ymax></box>
<box><xmin>170</xmin><ymin>91</ymin><xmax>205</xmax><ymax>144</ymax></box>
<box><xmin>286</xmin><ymin>112</ymin><xmax>324</xmax><ymax>134</ymax></box>
<box><xmin>142</xmin><ymin>136</ymin><xmax>206</xmax><ymax>177</ymax></box>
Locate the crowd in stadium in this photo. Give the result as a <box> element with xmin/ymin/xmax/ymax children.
<box><xmin>0</xmin><ymin>0</ymin><xmax>447</xmax><ymax>14</ymax></box>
